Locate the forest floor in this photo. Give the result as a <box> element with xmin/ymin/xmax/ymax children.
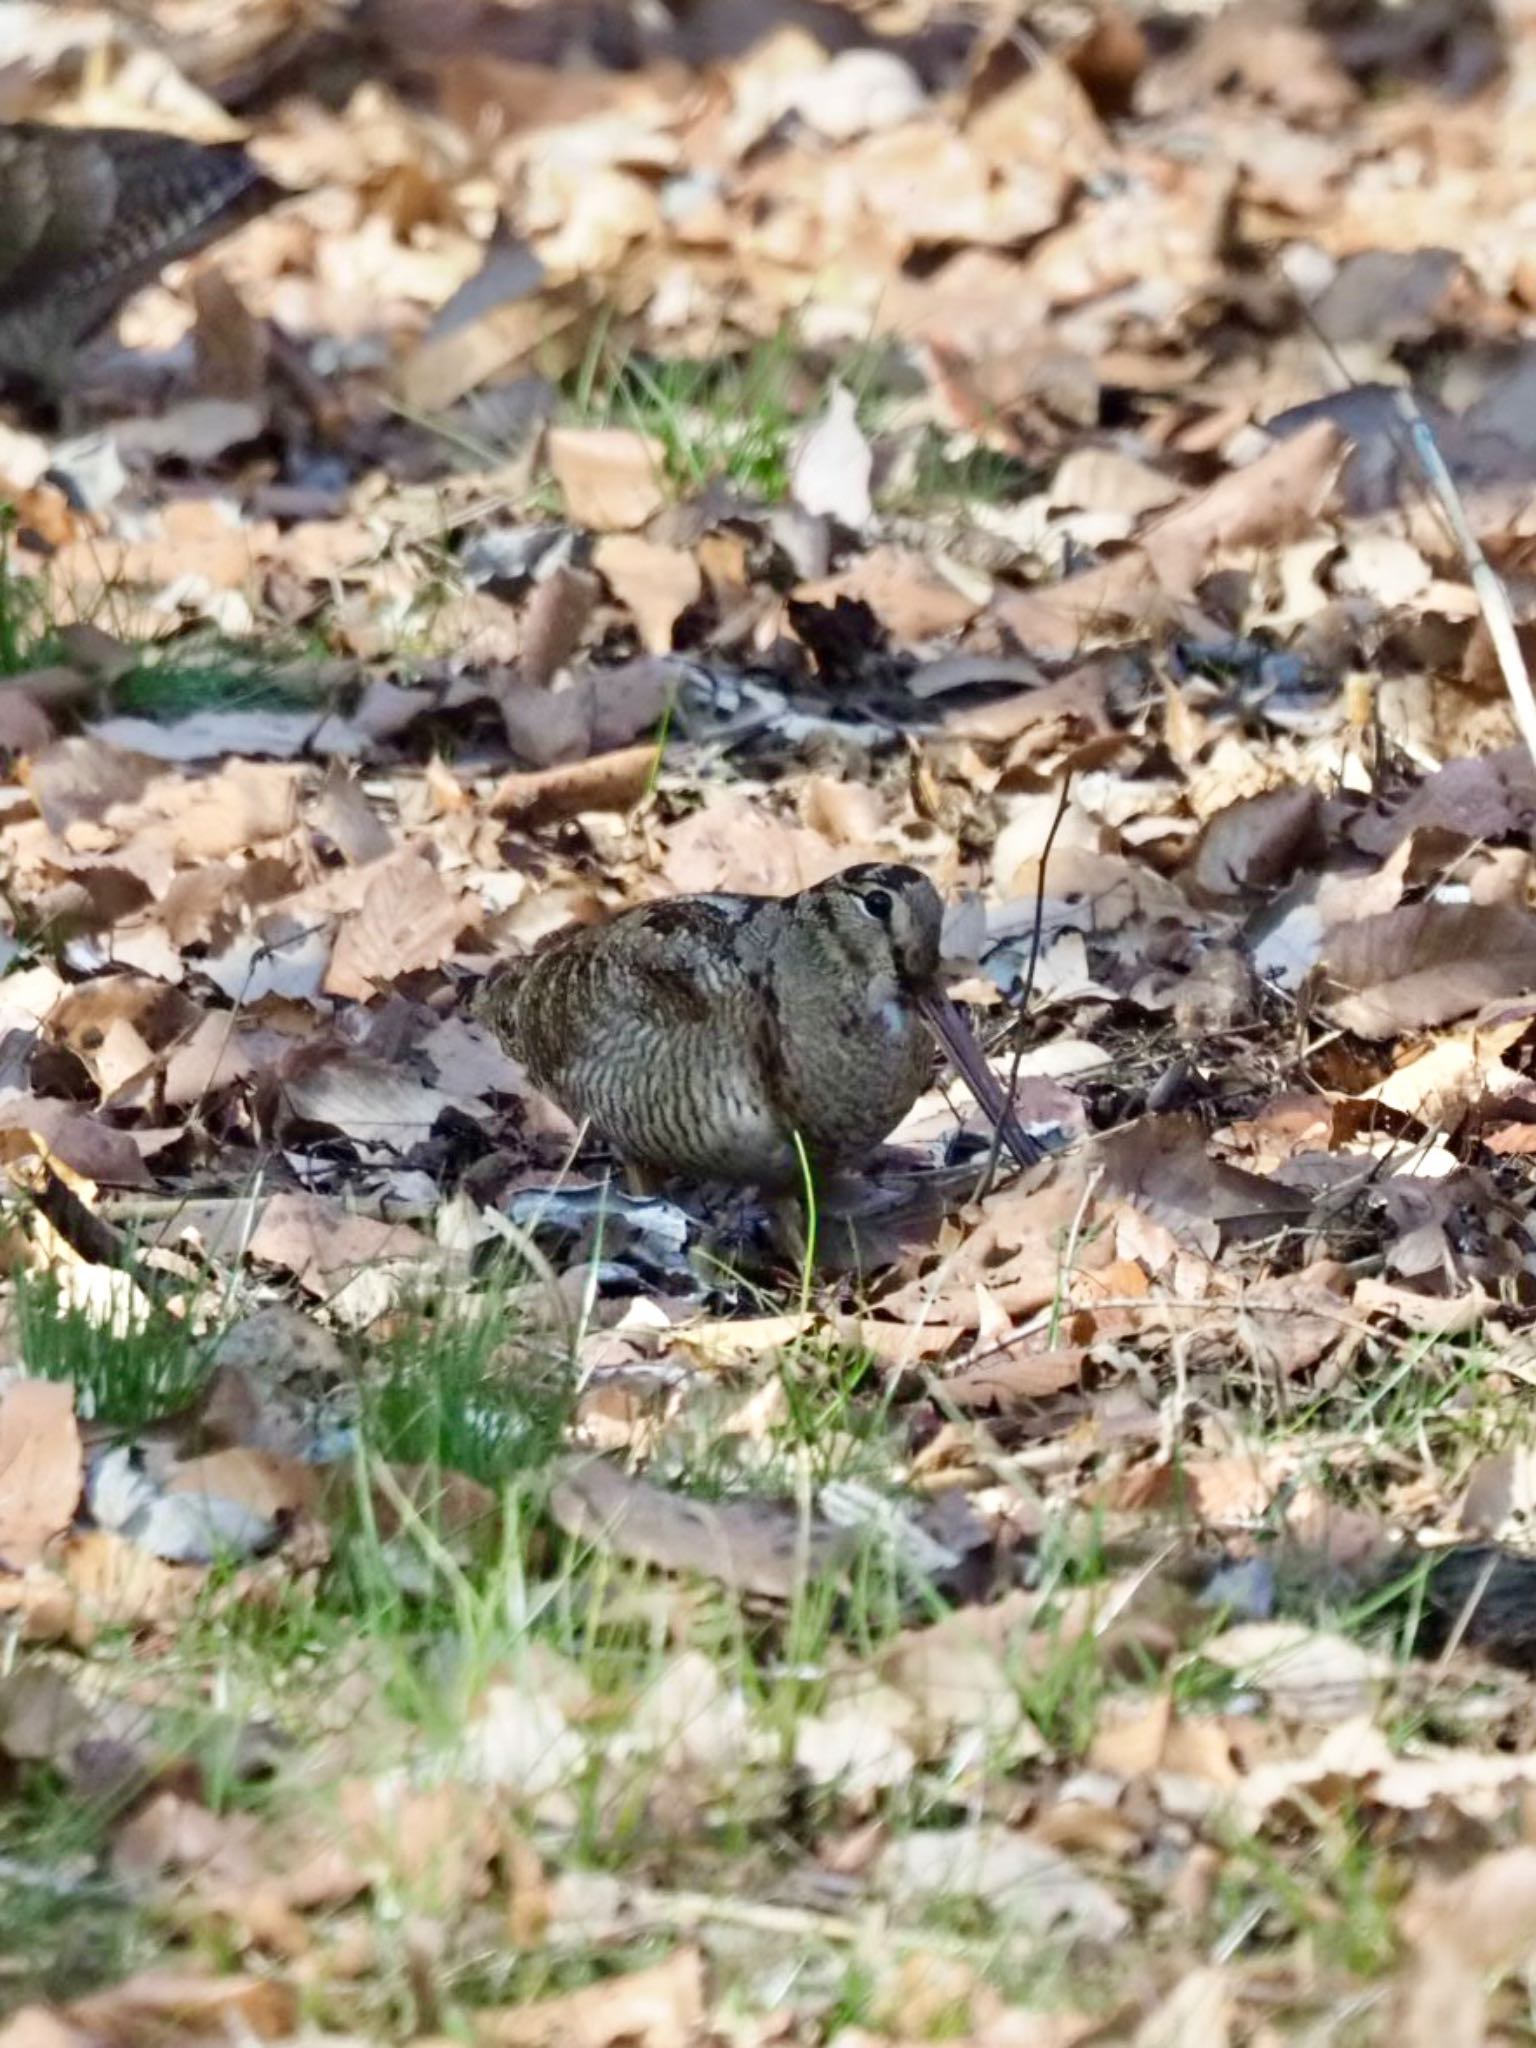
<box><xmin>6</xmin><ymin>1</ymin><xmax>1536</xmax><ymax>2042</ymax></box>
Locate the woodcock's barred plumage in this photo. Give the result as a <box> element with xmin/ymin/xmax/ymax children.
<box><xmin>477</xmin><ymin>863</ymin><xmax>1041</xmax><ymax>1186</ymax></box>
<box><xmin>0</xmin><ymin>124</ymin><xmax>281</xmax><ymax>396</ymax></box>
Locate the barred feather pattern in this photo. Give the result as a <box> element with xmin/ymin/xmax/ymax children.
<box><xmin>475</xmin><ymin>870</ymin><xmax>943</xmax><ymax>1186</ymax></box>
<box><xmin>0</xmin><ymin>124</ymin><xmax>280</xmax><ymax>389</ymax></box>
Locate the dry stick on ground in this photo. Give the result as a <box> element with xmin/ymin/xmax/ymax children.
<box><xmin>1285</xmin><ymin>284</ymin><xmax>1536</xmax><ymax>774</ymax></box>
<box><xmin>1389</xmin><ymin>388</ymin><xmax>1536</xmax><ymax>772</ymax></box>
<box><xmin>31</xmin><ymin>1165</ymin><xmax>180</xmax><ymax>1304</ymax></box>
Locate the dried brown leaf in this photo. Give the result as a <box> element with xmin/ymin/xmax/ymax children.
<box><xmin>489</xmin><ymin>743</ymin><xmax>655</xmax><ymax>824</ymax></box>
<box><xmin>549</xmin><ymin>1457</ymin><xmax>851</xmax><ymax>1600</ymax></box>
<box><xmin>474</xmin><ymin>1947</ymin><xmax>705</xmax><ymax>2048</ymax></box>
<box><xmin>547</xmin><ymin>426</ymin><xmax>667</xmax><ymax>532</ymax></box>
<box><xmin>324</xmin><ymin>849</ymin><xmax>468</xmax><ymax>1000</ymax></box>
<box><xmin>592</xmin><ymin>536</ymin><xmax>701</xmax><ymax>654</ymax></box>
<box><xmin>1323</xmin><ymin>903</ymin><xmax>1536</xmax><ymax>1037</ymax></box>
<box><xmin>66</xmin><ymin>1969</ymin><xmax>298</xmax><ymax>2046</ymax></box>
<box><xmin>1202</xmin><ymin>1621</ymin><xmax>1389</xmax><ymax>1723</ymax></box>
<box><xmin>1187</xmin><ymin>787</ymin><xmax>1326</xmax><ymax>899</ymax></box>
<box><xmin>938</xmin><ymin>1347</ymin><xmax>1087</xmax><ymax>1413</ymax></box>
<box><xmin>244</xmin><ymin>1192</ymin><xmax>436</xmax><ymax>1296</ymax></box>
<box><xmin>312</xmin><ymin>762</ymin><xmax>393</xmax><ymax>865</ymax></box>
<box><xmin>519</xmin><ymin>564</ymin><xmax>600</xmax><ymax>689</ymax></box>
<box><xmin>0</xmin><ymin>1381</ymin><xmax>80</xmax><ymax>1569</ymax></box>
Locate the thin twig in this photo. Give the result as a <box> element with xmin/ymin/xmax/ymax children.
<box><xmin>977</xmin><ymin>771</ymin><xmax>1073</xmax><ymax>1200</ymax></box>
<box><xmin>1284</xmin><ymin>277</ymin><xmax>1536</xmax><ymax>774</ymax></box>
<box><xmin>1433</xmin><ymin>1545</ymin><xmax>1502</xmax><ymax>1672</ymax></box>
<box><xmin>1387</xmin><ymin>387</ymin><xmax>1536</xmax><ymax>771</ymax></box>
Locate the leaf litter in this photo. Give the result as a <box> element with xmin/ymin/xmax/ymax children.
<box><xmin>7</xmin><ymin>0</ymin><xmax>1536</xmax><ymax>2039</ymax></box>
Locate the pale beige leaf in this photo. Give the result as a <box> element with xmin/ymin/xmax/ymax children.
<box><xmin>1202</xmin><ymin>1621</ymin><xmax>1389</xmax><ymax>1723</ymax></box>
<box><xmin>0</xmin><ymin>1381</ymin><xmax>80</xmax><ymax>1569</ymax></box>
<box><xmin>547</xmin><ymin>427</ymin><xmax>667</xmax><ymax>532</ymax></box>
<box><xmin>593</xmin><ymin>536</ymin><xmax>702</xmax><ymax>654</ymax></box>
<box><xmin>790</xmin><ymin>383</ymin><xmax>872</xmax><ymax>529</ymax></box>
<box><xmin>324</xmin><ymin>849</ymin><xmax>468</xmax><ymax>1000</ymax></box>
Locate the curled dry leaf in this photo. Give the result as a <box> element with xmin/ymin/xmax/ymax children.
<box><xmin>65</xmin><ymin>1970</ymin><xmax>298</xmax><ymax>2045</ymax></box>
<box><xmin>790</xmin><ymin>382</ymin><xmax>873</xmax><ymax>530</ymax></box>
<box><xmin>489</xmin><ymin>743</ymin><xmax>656</xmax><ymax>824</ymax></box>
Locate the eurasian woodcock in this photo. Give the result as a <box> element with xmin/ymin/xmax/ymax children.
<box><xmin>0</xmin><ymin>124</ymin><xmax>281</xmax><ymax>398</ymax></box>
<box><xmin>476</xmin><ymin>862</ymin><xmax>1041</xmax><ymax>1186</ymax></box>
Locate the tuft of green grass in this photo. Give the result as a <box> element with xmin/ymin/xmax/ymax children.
<box><xmin>567</xmin><ymin>328</ymin><xmax>896</xmax><ymax>503</ymax></box>
<box><xmin>361</xmin><ymin>1271</ymin><xmax>573</xmax><ymax>1487</ymax></box>
<box><xmin>0</xmin><ymin>1768</ymin><xmax>151</xmax><ymax>2004</ymax></box>
<box><xmin>111</xmin><ymin>660</ymin><xmax>298</xmax><ymax>722</ymax></box>
<box><xmin>0</xmin><ymin>515</ymin><xmax>61</xmax><ymax>674</ymax></box>
<box><xmin>592</xmin><ymin>339</ymin><xmax>802</xmax><ymax>498</ymax></box>
<box><xmin>16</xmin><ymin>1269</ymin><xmax>211</xmax><ymax>1425</ymax></box>
<box><xmin>892</xmin><ymin>432</ymin><xmax>1042</xmax><ymax>513</ymax></box>
<box><xmin>1211</xmin><ymin>1812</ymin><xmax>1403</xmax><ymax>1980</ymax></box>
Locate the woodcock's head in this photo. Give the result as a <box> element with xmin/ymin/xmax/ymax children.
<box><xmin>791</xmin><ymin>862</ymin><xmax>944</xmax><ymax>990</ymax></box>
<box><xmin>792</xmin><ymin>862</ymin><xmax>1038</xmax><ymax>1167</ymax></box>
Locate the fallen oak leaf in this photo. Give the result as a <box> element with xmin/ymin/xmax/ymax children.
<box><xmin>323</xmin><ymin>848</ymin><xmax>470</xmax><ymax>1000</ymax></box>
<box><xmin>994</xmin><ymin>422</ymin><xmax>1346</xmax><ymax>651</ymax></box>
<box><xmin>243</xmin><ymin>1192</ymin><xmax>437</xmax><ymax>1297</ymax></box>
<box><xmin>1322</xmin><ymin>903</ymin><xmax>1536</xmax><ymax>1037</ymax></box>
<box><xmin>274</xmin><ymin>1046</ymin><xmax>464</xmax><ymax>1155</ymax></box>
<box><xmin>934</xmin><ymin>1345</ymin><xmax>1087</xmax><ymax>1413</ymax></box>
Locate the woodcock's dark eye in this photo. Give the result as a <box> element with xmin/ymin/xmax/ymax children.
<box><xmin>861</xmin><ymin>888</ymin><xmax>894</xmax><ymax>922</ymax></box>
